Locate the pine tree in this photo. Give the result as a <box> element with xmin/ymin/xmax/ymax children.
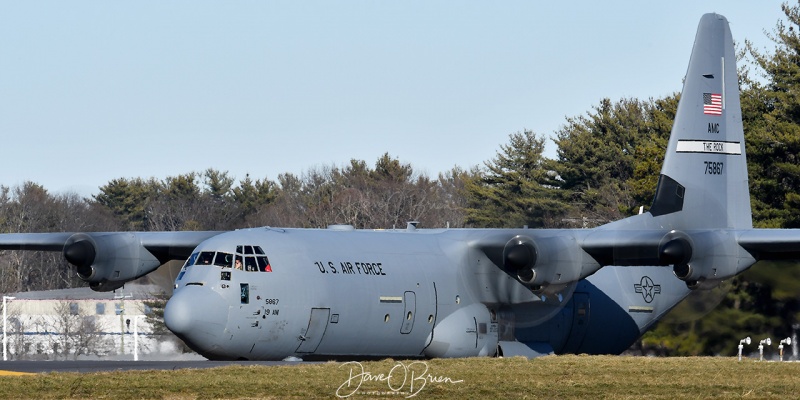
<box><xmin>465</xmin><ymin>130</ymin><xmax>568</xmax><ymax>228</ymax></box>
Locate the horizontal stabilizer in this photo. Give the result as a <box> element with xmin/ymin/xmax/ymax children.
<box><xmin>737</xmin><ymin>229</ymin><xmax>800</xmax><ymax>260</ymax></box>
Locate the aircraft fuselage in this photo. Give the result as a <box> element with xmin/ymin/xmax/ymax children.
<box><xmin>164</xmin><ymin>226</ymin><xmax>691</xmax><ymax>360</ymax></box>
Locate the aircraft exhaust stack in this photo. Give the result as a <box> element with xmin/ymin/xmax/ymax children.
<box><xmin>672</xmin><ymin>263</ymin><xmax>692</xmax><ymax>280</ymax></box>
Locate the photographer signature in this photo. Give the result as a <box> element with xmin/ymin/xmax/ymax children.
<box><xmin>336</xmin><ymin>360</ymin><xmax>463</xmax><ymax>398</ymax></box>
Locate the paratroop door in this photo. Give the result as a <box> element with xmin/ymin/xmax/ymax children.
<box><xmin>296</xmin><ymin>308</ymin><xmax>330</xmax><ymax>353</ymax></box>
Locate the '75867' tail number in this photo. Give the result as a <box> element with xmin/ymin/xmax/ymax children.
<box><xmin>704</xmin><ymin>161</ymin><xmax>724</xmax><ymax>175</ymax></box>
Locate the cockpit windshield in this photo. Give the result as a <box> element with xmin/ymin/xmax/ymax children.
<box><xmin>213</xmin><ymin>252</ymin><xmax>233</xmax><ymax>268</ymax></box>
<box><xmin>182</xmin><ymin>246</ymin><xmax>271</xmax><ymax>273</ymax></box>
<box><xmin>183</xmin><ymin>252</ymin><xmax>199</xmax><ymax>267</ymax></box>
<box><xmin>196</xmin><ymin>251</ymin><xmax>215</xmax><ymax>265</ymax></box>
<box><xmin>191</xmin><ymin>251</ymin><xmax>233</xmax><ymax>268</ymax></box>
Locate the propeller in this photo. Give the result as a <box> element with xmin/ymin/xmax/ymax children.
<box><xmin>660</xmin><ymin>279</ymin><xmax>733</xmax><ymax>324</ymax></box>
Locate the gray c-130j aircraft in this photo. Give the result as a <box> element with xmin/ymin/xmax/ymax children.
<box><xmin>3</xmin><ymin>13</ymin><xmax>800</xmax><ymax>360</ymax></box>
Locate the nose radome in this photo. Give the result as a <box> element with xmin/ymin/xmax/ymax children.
<box><xmin>164</xmin><ymin>286</ymin><xmax>228</xmax><ymax>352</ymax></box>
<box><xmin>163</xmin><ymin>289</ymin><xmax>192</xmax><ymax>335</ymax></box>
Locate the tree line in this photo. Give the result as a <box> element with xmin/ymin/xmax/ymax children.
<box><xmin>3</xmin><ymin>2</ymin><xmax>800</xmax><ymax>356</ymax></box>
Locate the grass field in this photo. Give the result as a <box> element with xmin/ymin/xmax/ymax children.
<box><xmin>1</xmin><ymin>355</ymin><xmax>798</xmax><ymax>399</ymax></box>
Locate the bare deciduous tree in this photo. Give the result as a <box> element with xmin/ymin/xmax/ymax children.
<box><xmin>42</xmin><ymin>300</ymin><xmax>110</xmax><ymax>360</ymax></box>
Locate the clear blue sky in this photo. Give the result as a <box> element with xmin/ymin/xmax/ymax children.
<box><xmin>0</xmin><ymin>1</ymin><xmax>788</xmax><ymax>197</ymax></box>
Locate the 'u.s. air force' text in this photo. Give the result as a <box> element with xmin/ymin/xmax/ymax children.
<box><xmin>314</xmin><ymin>261</ymin><xmax>386</xmax><ymax>276</ymax></box>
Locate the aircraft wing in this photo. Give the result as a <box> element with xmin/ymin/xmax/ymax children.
<box><xmin>581</xmin><ymin>228</ymin><xmax>800</xmax><ymax>266</ymax></box>
<box><xmin>0</xmin><ymin>231</ymin><xmax>223</xmax><ymax>258</ymax></box>
<box><xmin>737</xmin><ymin>229</ymin><xmax>800</xmax><ymax>260</ymax></box>
<box><xmin>0</xmin><ymin>232</ymin><xmax>74</xmax><ymax>251</ymax></box>
<box><xmin>481</xmin><ymin>227</ymin><xmax>800</xmax><ymax>295</ymax></box>
<box><xmin>580</xmin><ymin>229</ymin><xmax>685</xmax><ymax>267</ymax></box>
<box><xmin>0</xmin><ymin>231</ymin><xmax>224</xmax><ymax>291</ymax></box>
<box><xmin>137</xmin><ymin>231</ymin><xmax>227</xmax><ymax>260</ymax></box>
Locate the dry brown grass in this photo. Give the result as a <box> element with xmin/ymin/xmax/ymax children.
<box><xmin>1</xmin><ymin>355</ymin><xmax>798</xmax><ymax>399</ymax></box>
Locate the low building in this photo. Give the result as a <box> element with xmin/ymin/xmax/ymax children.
<box><xmin>2</xmin><ymin>285</ymin><xmax>165</xmax><ymax>360</ymax></box>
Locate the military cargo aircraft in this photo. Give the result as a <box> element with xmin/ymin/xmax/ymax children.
<box><xmin>2</xmin><ymin>13</ymin><xmax>799</xmax><ymax>360</ymax></box>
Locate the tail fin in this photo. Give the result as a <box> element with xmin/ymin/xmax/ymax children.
<box><xmin>650</xmin><ymin>13</ymin><xmax>752</xmax><ymax>229</ymax></box>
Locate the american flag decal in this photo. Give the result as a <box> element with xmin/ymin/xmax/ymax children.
<box><xmin>703</xmin><ymin>93</ymin><xmax>722</xmax><ymax>115</ymax></box>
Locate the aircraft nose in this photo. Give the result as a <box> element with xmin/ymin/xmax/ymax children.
<box><xmin>164</xmin><ymin>286</ymin><xmax>228</xmax><ymax>354</ymax></box>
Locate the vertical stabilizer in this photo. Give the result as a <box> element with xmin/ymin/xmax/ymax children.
<box><xmin>650</xmin><ymin>13</ymin><xmax>751</xmax><ymax>229</ymax></box>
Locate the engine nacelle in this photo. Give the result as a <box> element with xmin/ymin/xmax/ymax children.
<box><xmin>671</xmin><ymin>230</ymin><xmax>755</xmax><ymax>290</ymax></box>
<box><xmin>63</xmin><ymin>233</ymin><xmax>163</xmax><ymax>292</ymax></box>
<box><xmin>502</xmin><ymin>235</ymin><xmax>597</xmax><ymax>293</ymax></box>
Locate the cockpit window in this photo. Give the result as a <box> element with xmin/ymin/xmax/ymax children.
<box><xmin>196</xmin><ymin>251</ymin><xmax>215</xmax><ymax>265</ymax></box>
<box><xmin>213</xmin><ymin>252</ymin><xmax>233</xmax><ymax>268</ymax></box>
<box><xmin>234</xmin><ymin>245</ymin><xmax>272</xmax><ymax>272</ymax></box>
<box><xmin>256</xmin><ymin>255</ymin><xmax>272</xmax><ymax>272</ymax></box>
<box><xmin>244</xmin><ymin>257</ymin><xmax>258</xmax><ymax>271</ymax></box>
<box><xmin>191</xmin><ymin>251</ymin><xmax>235</xmax><ymax>268</ymax></box>
<box><xmin>184</xmin><ymin>252</ymin><xmax>199</xmax><ymax>268</ymax></box>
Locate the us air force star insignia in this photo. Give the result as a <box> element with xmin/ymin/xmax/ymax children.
<box><xmin>634</xmin><ymin>276</ymin><xmax>662</xmax><ymax>303</ymax></box>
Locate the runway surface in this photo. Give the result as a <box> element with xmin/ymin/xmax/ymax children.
<box><xmin>0</xmin><ymin>360</ymin><xmax>300</xmax><ymax>374</ymax></box>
